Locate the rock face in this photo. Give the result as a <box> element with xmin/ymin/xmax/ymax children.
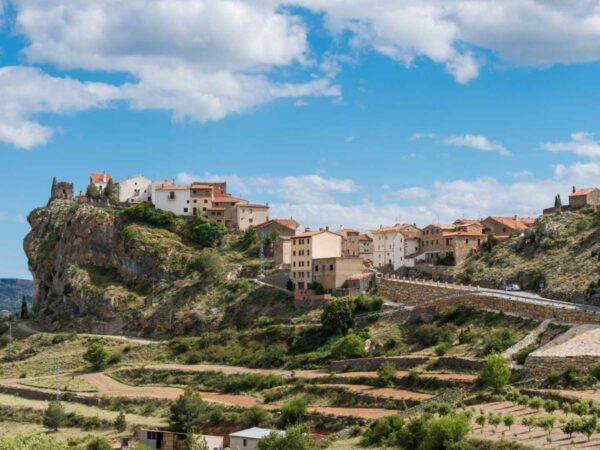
<box><xmin>24</xmin><ymin>200</ymin><xmax>197</xmax><ymax>333</ymax></box>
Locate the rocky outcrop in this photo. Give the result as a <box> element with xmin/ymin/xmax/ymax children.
<box><xmin>24</xmin><ymin>200</ymin><xmax>198</xmax><ymax>333</ymax></box>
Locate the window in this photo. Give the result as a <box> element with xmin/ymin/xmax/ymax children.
<box><xmin>193</xmin><ymin>199</ymin><xmax>197</xmax><ymax>203</ymax></box>
<box><xmin>315</xmin><ymin>265</ymin><xmax>319</xmax><ymax>271</ymax></box>
<box><xmin>249</xmin><ymin>218</ymin><xmax>253</xmax><ymax>223</ymax></box>
<box><xmin>169</xmin><ymin>191</ymin><xmax>175</xmax><ymax>199</ymax></box>
<box><xmin>183</xmin><ymin>208</ymin><xmax>188</xmax><ymax>213</ymax></box>
<box><xmin>466</xmin><ymin>238</ymin><xmax>469</xmax><ymax>244</ymax></box>
<box><xmin>186</xmin><ymin>200</ymin><xmax>190</xmax><ymax>204</ymax></box>
<box><xmin>243</xmin><ymin>439</ymin><xmax>247</xmax><ymax>447</ymax></box>
<box><xmin>330</xmin><ymin>264</ymin><xmax>334</xmax><ymax>271</ymax></box>
<box><xmin>204</xmin><ymin>199</ymin><xmax>208</xmax><ymax>203</ymax></box>
<box><xmin>293</xmin><ymin>251</ymin><xmax>296</xmax><ymax>256</ymax></box>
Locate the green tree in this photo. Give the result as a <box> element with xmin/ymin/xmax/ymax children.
<box><xmin>330</xmin><ymin>333</ymin><xmax>366</xmax><ymax>360</ymax></box>
<box><xmin>259</xmin><ymin>424</ymin><xmax>316</xmax><ymax>450</ymax></box>
<box><xmin>286</xmin><ymin>279</ymin><xmax>294</xmax><ymax>291</ymax></box>
<box><xmin>502</xmin><ymin>413</ymin><xmax>515</xmax><ymax>430</ymax></box>
<box><xmin>114</xmin><ymin>410</ymin><xmax>127</xmax><ymax>432</ymax></box>
<box><xmin>537</xmin><ymin>415</ymin><xmax>556</xmax><ymax>436</ymax></box>
<box><xmin>169</xmin><ymin>387</ymin><xmax>205</xmax><ymax>432</ymax></box>
<box><xmin>103</xmin><ymin>178</ymin><xmax>119</xmax><ymax>205</ymax></box>
<box><xmin>528</xmin><ymin>397</ymin><xmax>542</xmax><ymax>411</ymax></box>
<box><xmin>20</xmin><ymin>295</ymin><xmax>29</xmax><ymax>319</ymax></box>
<box><xmin>183</xmin><ymin>433</ymin><xmax>209</xmax><ymax>450</ymax></box>
<box><xmin>320</xmin><ymin>296</ymin><xmax>355</xmax><ymax>335</ymax></box>
<box><xmin>43</xmin><ymin>400</ymin><xmax>67</xmax><ymax>431</ymax></box>
<box><xmin>579</xmin><ymin>415</ymin><xmax>597</xmax><ymax>441</ymax></box>
<box><xmin>191</xmin><ymin>248</ymin><xmax>224</xmax><ymax>284</ymax></box>
<box><xmin>279</xmin><ymin>397</ymin><xmax>308</xmax><ymax>427</ymax></box>
<box><xmin>488</xmin><ymin>413</ymin><xmax>502</xmax><ymax>431</ymax></box>
<box><xmin>244</xmin><ymin>405</ymin><xmax>268</xmax><ymax>427</ymax></box>
<box><xmin>83</xmin><ymin>342</ymin><xmax>108</xmax><ymax>371</ymax></box>
<box><xmin>418</xmin><ymin>413</ymin><xmax>470</xmax><ymax>450</ymax></box>
<box><xmin>543</xmin><ymin>399</ymin><xmax>559</xmax><ymax>414</ymax></box>
<box><xmin>190</xmin><ymin>216</ymin><xmax>227</xmax><ymax>247</ymax></box>
<box><xmin>590</xmin><ymin>361</ymin><xmax>600</xmax><ymax>381</ymax></box>
<box><xmin>562</xmin><ymin>418</ymin><xmax>580</xmax><ymax>439</ymax></box>
<box><xmin>86</xmin><ymin>183</ymin><xmax>101</xmax><ymax>200</ymax></box>
<box><xmin>86</xmin><ymin>437</ymin><xmax>112</xmax><ymax>450</ymax></box>
<box><xmin>376</xmin><ymin>361</ymin><xmax>397</xmax><ymax>387</ymax></box>
<box><xmin>483</xmin><ymin>234</ymin><xmax>498</xmax><ymax>253</ymax></box>
<box><xmin>475</xmin><ymin>414</ymin><xmax>486</xmax><ymax>430</ymax></box>
<box><xmin>480</xmin><ymin>353</ymin><xmax>510</xmax><ymax>393</ymax></box>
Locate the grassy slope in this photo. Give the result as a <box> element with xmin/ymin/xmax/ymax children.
<box><xmin>449</xmin><ymin>208</ymin><xmax>600</xmax><ymax>301</ymax></box>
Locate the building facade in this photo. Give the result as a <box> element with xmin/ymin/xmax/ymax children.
<box><xmin>118</xmin><ymin>175</ymin><xmax>152</xmax><ymax>204</ymax></box>
<box><xmin>290</xmin><ymin>229</ymin><xmax>342</xmax><ymax>290</ymax></box>
<box><xmin>337</xmin><ymin>228</ymin><xmax>360</xmax><ymax>258</ymax></box>
<box><xmin>358</xmin><ymin>234</ymin><xmax>373</xmax><ymax>262</ymax></box>
<box><xmin>569</xmin><ymin>188</ymin><xmax>600</xmax><ymax>208</ymax></box>
<box><xmin>90</xmin><ymin>172</ymin><xmax>111</xmax><ymax>193</ymax></box>
<box><xmin>483</xmin><ymin>216</ymin><xmax>535</xmax><ymax>238</ymax></box>
<box><xmin>370</xmin><ymin>225</ymin><xmax>405</xmax><ymax>270</ymax></box>
<box><xmin>311</xmin><ymin>256</ymin><xmax>364</xmax><ymax>294</ymax></box>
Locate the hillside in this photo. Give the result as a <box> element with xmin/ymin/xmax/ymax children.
<box><xmin>23</xmin><ymin>199</ymin><xmax>293</xmax><ymax>336</ymax></box>
<box><xmin>448</xmin><ymin>208</ymin><xmax>600</xmax><ymax>302</ymax></box>
<box><xmin>0</xmin><ymin>279</ymin><xmax>33</xmax><ymax>315</ymax></box>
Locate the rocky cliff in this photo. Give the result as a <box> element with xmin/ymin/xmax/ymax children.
<box><xmin>24</xmin><ymin>200</ymin><xmax>207</xmax><ymax>334</ymax></box>
<box><xmin>448</xmin><ymin>208</ymin><xmax>600</xmax><ymax>302</ymax></box>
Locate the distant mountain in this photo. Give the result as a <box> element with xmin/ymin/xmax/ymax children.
<box><xmin>0</xmin><ymin>279</ymin><xmax>34</xmax><ymax>316</ymax></box>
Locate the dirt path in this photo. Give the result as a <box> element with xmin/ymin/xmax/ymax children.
<box><xmin>468</xmin><ymin>401</ymin><xmax>600</xmax><ymax>448</ymax></box>
<box><xmin>323</xmin><ymin>384</ymin><xmax>433</xmax><ymax>400</ymax></box>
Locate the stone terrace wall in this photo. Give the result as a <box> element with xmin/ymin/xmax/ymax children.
<box><xmin>378</xmin><ymin>277</ymin><xmax>600</xmax><ymax>324</ymax></box>
<box><xmin>328</xmin><ymin>356</ymin><xmax>430</xmax><ymax>372</ymax></box>
<box><xmin>523</xmin><ymin>355</ymin><xmax>600</xmax><ymax>378</ymax></box>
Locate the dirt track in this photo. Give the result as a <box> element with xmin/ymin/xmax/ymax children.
<box><xmin>323</xmin><ymin>384</ymin><xmax>433</xmax><ymax>400</ymax></box>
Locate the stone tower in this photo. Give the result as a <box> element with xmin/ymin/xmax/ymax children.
<box><xmin>49</xmin><ymin>177</ymin><xmax>74</xmax><ymax>203</ymax></box>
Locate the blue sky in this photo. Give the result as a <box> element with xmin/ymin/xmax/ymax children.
<box><xmin>3</xmin><ymin>1</ymin><xmax>600</xmax><ymax>279</ymax></box>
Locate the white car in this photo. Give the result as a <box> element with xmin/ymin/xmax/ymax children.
<box><xmin>502</xmin><ymin>283</ymin><xmax>521</xmax><ymax>291</ymax></box>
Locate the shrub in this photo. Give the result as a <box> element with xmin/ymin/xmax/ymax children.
<box><xmin>528</xmin><ymin>397</ymin><xmax>542</xmax><ymax>410</ymax></box>
<box><xmin>482</xmin><ymin>328</ymin><xmax>517</xmax><ymax>355</ymax></box>
<box><xmin>259</xmin><ymin>424</ymin><xmax>316</xmax><ymax>450</ymax></box>
<box><xmin>87</xmin><ymin>437</ymin><xmax>112</xmax><ymax>450</ymax></box>
<box><xmin>481</xmin><ymin>354</ymin><xmax>510</xmax><ymax>393</ymax></box>
<box><xmin>355</xmin><ymin>294</ymin><xmax>384</xmax><ymax>313</ymax></box>
<box><xmin>243</xmin><ymin>406</ymin><xmax>268</xmax><ymax>427</ymax></box>
<box><xmin>321</xmin><ymin>297</ymin><xmax>356</xmax><ymax>335</ymax></box>
<box><xmin>435</xmin><ymin>342</ymin><xmax>452</xmax><ymax>356</ymax></box>
<box><xmin>190</xmin><ymin>215</ymin><xmax>227</xmax><ymax>247</ymax></box>
<box><xmin>361</xmin><ymin>414</ymin><xmax>405</xmax><ymax>446</ymax></box>
<box><xmin>458</xmin><ymin>327</ymin><xmax>476</xmax><ymax>344</ymax></box>
<box><xmin>279</xmin><ymin>397</ymin><xmax>308</xmax><ymax>427</ymax></box>
<box><xmin>376</xmin><ymin>362</ymin><xmax>397</xmax><ymax>387</ymax></box>
<box><xmin>114</xmin><ymin>410</ymin><xmax>127</xmax><ymax>432</ymax></box>
<box><xmin>190</xmin><ymin>248</ymin><xmax>225</xmax><ymax>284</ymax></box>
<box><xmin>589</xmin><ymin>361</ymin><xmax>600</xmax><ymax>381</ymax></box>
<box><xmin>307</xmin><ymin>282</ymin><xmax>325</xmax><ymax>295</ymax></box>
<box><xmin>123</xmin><ymin>202</ymin><xmax>176</xmax><ymax>228</ymax></box>
<box><xmin>419</xmin><ymin>413</ymin><xmax>470</xmax><ymax>450</ymax></box>
<box><xmin>330</xmin><ymin>333</ymin><xmax>366</xmax><ymax>360</ymax></box>
<box><xmin>83</xmin><ymin>342</ymin><xmax>108</xmax><ymax>371</ymax></box>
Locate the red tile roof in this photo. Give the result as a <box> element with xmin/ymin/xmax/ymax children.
<box><xmin>257</xmin><ymin>219</ymin><xmax>299</xmax><ymax>230</ymax></box>
<box><xmin>213</xmin><ymin>194</ymin><xmax>245</xmax><ymax>203</ymax></box>
<box><xmin>155</xmin><ymin>185</ymin><xmax>189</xmax><ymax>191</ymax></box>
<box><xmin>90</xmin><ymin>172</ymin><xmax>111</xmax><ymax>183</ymax></box>
<box><xmin>486</xmin><ymin>216</ymin><xmax>535</xmax><ymax>231</ymax></box>
<box><xmin>570</xmin><ymin>187</ymin><xmax>600</xmax><ymax>197</ymax></box>
<box><xmin>359</xmin><ymin>234</ymin><xmax>372</xmax><ymax>241</ymax></box>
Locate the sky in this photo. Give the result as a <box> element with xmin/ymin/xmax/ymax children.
<box><xmin>3</xmin><ymin>1</ymin><xmax>600</xmax><ymax>279</ymax></box>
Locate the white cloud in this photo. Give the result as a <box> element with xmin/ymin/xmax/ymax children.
<box><xmin>542</xmin><ymin>132</ymin><xmax>600</xmax><ymax>158</ymax></box>
<box><xmin>505</xmin><ymin>170</ymin><xmax>534</xmax><ymax>178</ymax></box>
<box><xmin>443</xmin><ymin>134</ymin><xmax>510</xmax><ymax>156</ymax></box>
<box><xmin>396</xmin><ymin>187</ymin><xmax>429</xmax><ymax>199</ymax></box>
<box><xmin>2</xmin><ymin>0</ymin><xmax>339</xmax><ymax>148</ymax></box>
<box><xmin>0</xmin><ymin>66</ymin><xmax>122</xmax><ymax>148</ymax></box>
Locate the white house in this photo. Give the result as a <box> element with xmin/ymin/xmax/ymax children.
<box><xmin>152</xmin><ymin>183</ymin><xmax>192</xmax><ymax>216</ymax></box>
<box><xmin>370</xmin><ymin>225</ymin><xmax>405</xmax><ymax>270</ymax></box>
<box><xmin>229</xmin><ymin>427</ymin><xmax>283</xmax><ymax>450</ymax></box>
<box><xmin>117</xmin><ymin>175</ymin><xmax>152</xmax><ymax>204</ymax></box>
<box><xmin>90</xmin><ymin>172</ymin><xmax>111</xmax><ymax>193</ymax></box>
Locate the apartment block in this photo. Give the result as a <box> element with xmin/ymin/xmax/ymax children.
<box><xmin>290</xmin><ymin>229</ymin><xmax>342</xmax><ymax>290</ymax></box>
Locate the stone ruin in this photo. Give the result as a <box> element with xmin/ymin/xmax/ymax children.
<box><xmin>49</xmin><ymin>177</ymin><xmax>74</xmax><ymax>203</ymax></box>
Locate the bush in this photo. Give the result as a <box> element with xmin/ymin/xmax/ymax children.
<box><xmin>361</xmin><ymin>414</ymin><xmax>405</xmax><ymax>446</ymax></box>
<box><xmin>83</xmin><ymin>342</ymin><xmax>108</xmax><ymax>371</ymax></box>
<box><xmin>482</xmin><ymin>328</ymin><xmax>517</xmax><ymax>355</ymax></box>
<box><xmin>419</xmin><ymin>414</ymin><xmax>470</xmax><ymax>450</ymax></box>
<box><xmin>279</xmin><ymin>397</ymin><xmax>308</xmax><ymax>427</ymax></box>
<box><xmin>435</xmin><ymin>342</ymin><xmax>452</xmax><ymax>356</ymax></box>
<box><xmin>376</xmin><ymin>362</ymin><xmax>397</xmax><ymax>387</ymax></box>
<box><xmin>190</xmin><ymin>215</ymin><xmax>227</xmax><ymax>247</ymax></box>
<box><xmin>330</xmin><ymin>333</ymin><xmax>366</xmax><ymax>360</ymax></box>
<box><xmin>589</xmin><ymin>361</ymin><xmax>600</xmax><ymax>381</ymax></box>
<box><xmin>307</xmin><ymin>282</ymin><xmax>325</xmax><ymax>295</ymax></box>
<box><xmin>355</xmin><ymin>294</ymin><xmax>384</xmax><ymax>313</ymax></box>
<box><xmin>321</xmin><ymin>297</ymin><xmax>356</xmax><ymax>335</ymax></box>
<box><xmin>87</xmin><ymin>437</ymin><xmax>112</xmax><ymax>450</ymax></box>
<box><xmin>481</xmin><ymin>354</ymin><xmax>510</xmax><ymax>393</ymax></box>
<box><xmin>259</xmin><ymin>424</ymin><xmax>316</xmax><ymax>450</ymax></box>
<box><xmin>114</xmin><ymin>410</ymin><xmax>127</xmax><ymax>432</ymax></box>
<box><xmin>243</xmin><ymin>406</ymin><xmax>268</xmax><ymax>427</ymax></box>
<box><xmin>123</xmin><ymin>202</ymin><xmax>176</xmax><ymax>228</ymax></box>
<box><xmin>190</xmin><ymin>248</ymin><xmax>225</xmax><ymax>284</ymax></box>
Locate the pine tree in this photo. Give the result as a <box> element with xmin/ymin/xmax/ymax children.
<box><xmin>20</xmin><ymin>295</ymin><xmax>29</xmax><ymax>319</ymax></box>
<box><xmin>86</xmin><ymin>183</ymin><xmax>101</xmax><ymax>200</ymax></box>
<box><xmin>103</xmin><ymin>178</ymin><xmax>119</xmax><ymax>205</ymax></box>
<box><xmin>114</xmin><ymin>410</ymin><xmax>127</xmax><ymax>432</ymax></box>
<box><xmin>43</xmin><ymin>400</ymin><xmax>67</xmax><ymax>431</ymax></box>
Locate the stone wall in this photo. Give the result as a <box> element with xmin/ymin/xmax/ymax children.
<box><xmin>0</xmin><ymin>384</ymin><xmax>100</xmax><ymax>406</ymax></box>
<box><xmin>328</xmin><ymin>356</ymin><xmax>430</xmax><ymax>372</ymax></box>
<box><xmin>377</xmin><ymin>277</ymin><xmax>600</xmax><ymax>324</ymax></box>
<box><xmin>436</xmin><ymin>356</ymin><xmax>483</xmax><ymax>372</ymax></box>
<box><xmin>523</xmin><ymin>355</ymin><xmax>600</xmax><ymax>378</ymax></box>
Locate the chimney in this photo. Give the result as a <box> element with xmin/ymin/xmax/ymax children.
<box><xmin>325</xmin><ymin>226</ymin><xmax>329</xmax><ymax>231</ymax></box>
<box><xmin>305</xmin><ymin>227</ymin><xmax>310</xmax><ymax>232</ymax></box>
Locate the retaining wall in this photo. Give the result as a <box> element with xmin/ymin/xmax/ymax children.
<box><xmin>435</xmin><ymin>356</ymin><xmax>483</xmax><ymax>372</ymax></box>
<box><xmin>523</xmin><ymin>355</ymin><xmax>600</xmax><ymax>378</ymax></box>
<box><xmin>328</xmin><ymin>356</ymin><xmax>430</xmax><ymax>372</ymax></box>
<box><xmin>0</xmin><ymin>384</ymin><xmax>100</xmax><ymax>406</ymax></box>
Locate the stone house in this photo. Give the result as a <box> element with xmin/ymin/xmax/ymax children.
<box><xmin>49</xmin><ymin>177</ymin><xmax>74</xmax><ymax>202</ymax></box>
<box><xmin>421</xmin><ymin>220</ymin><xmax>485</xmax><ymax>265</ymax></box>
<box><xmin>232</xmin><ymin>203</ymin><xmax>270</xmax><ymax>231</ymax></box>
<box><xmin>311</xmin><ymin>256</ymin><xmax>364</xmax><ymax>294</ymax></box>
<box><xmin>483</xmin><ymin>216</ymin><xmax>535</xmax><ymax>239</ymax></box>
<box><xmin>358</xmin><ymin>233</ymin><xmax>373</xmax><ymax>262</ymax></box>
<box><xmin>255</xmin><ymin>218</ymin><xmax>299</xmax><ymax>238</ymax></box>
<box><xmin>274</xmin><ymin>236</ymin><xmax>292</xmax><ymax>265</ymax></box>
<box><xmin>569</xmin><ymin>187</ymin><xmax>600</xmax><ymax>208</ymax></box>
<box><xmin>336</xmin><ymin>228</ymin><xmax>360</xmax><ymax>258</ymax></box>
<box><xmin>117</xmin><ymin>175</ymin><xmax>152</xmax><ymax>204</ymax></box>
<box><xmin>90</xmin><ymin>172</ymin><xmax>111</xmax><ymax>193</ymax></box>
<box><xmin>290</xmin><ymin>229</ymin><xmax>342</xmax><ymax>290</ymax></box>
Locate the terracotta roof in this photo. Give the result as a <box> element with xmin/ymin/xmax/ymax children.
<box><xmin>444</xmin><ymin>231</ymin><xmax>485</xmax><ymax>237</ymax></box>
<box><xmin>454</xmin><ymin>219</ymin><xmax>483</xmax><ymax>226</ymax></box>
<box><xmin>257</xmin><ymin>219</ymin><xmax>299</xmax><ymax>230</ymax></box>
<box><xmin>339</xmin><ymin>227</ymin><xmax>359</xmax><ymax>233</ymax></box>
<box><xmin>213</xmin><ymin>194</ymin><xmax>245</xmax><ymax>203</ymax></box>
<box><xmin>370</xmin><ymin>223</ymin><xmax>409</xmax><ymax>234</ymax></box>
<box><xmin>190</xmin><ymin>183</ymin><xmax>213</xmax><ymax>189</ymax></box>
<box><xmin>486</xmin><ymin>216</ymin><xmax>535</xmax><ymax>231</ymax></box>
<box><xmin>90</xmin><ymin>172</ymin><xmax>111</xmax><ymax>183</ymax></box>
<box><xmin>402</xmin><ymin>230</ymin><xmax>422</xmax><ymax>240</ymax></box>
<box><xmin>155</xmin><ymin>185</ymin><xmax>189</xmax><ymax>191</ymax></box>
<box><xmin>570</xmin><ymin>187</ymin><xmax>600</xmax><ymax>197</ymax></box>
<box><xmin>291</xmin><ymin>230</ymin><xmax>341</xmax><ymax>239</ymax></box>
<box><xmin>359</xmin><ymin>234</ymin><xmax>372</xmax><ymax>241</ymax></box>
<box><xmin>425</xmin><ymin>224</ymin><xmax>455</xmax><ymax>230</ymax></box>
